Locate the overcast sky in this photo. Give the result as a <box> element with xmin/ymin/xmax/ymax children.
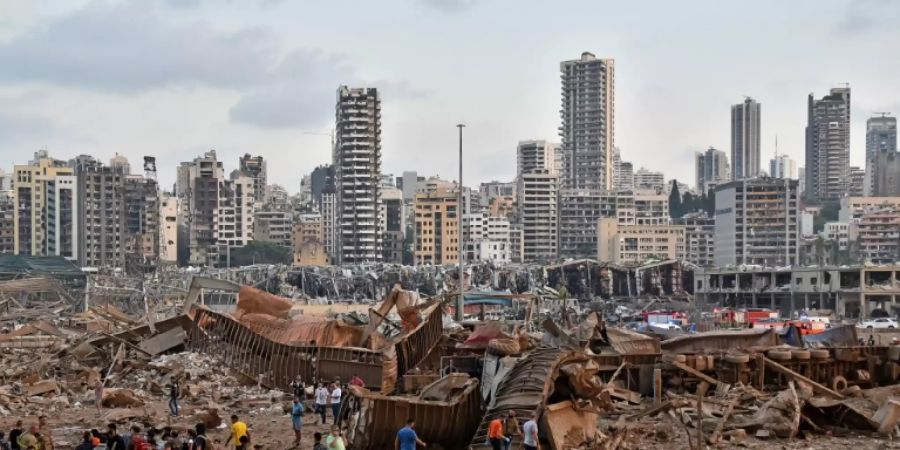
<box><xmin>1</xmin><ymin>0</ymin><xmax>899</xmax><ymax>192</ymax></box>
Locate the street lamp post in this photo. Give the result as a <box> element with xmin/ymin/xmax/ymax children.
<box><xmin>456</xmin><ymin>123</ymin><xmax>465</xmax><ymax>322</ymax></box>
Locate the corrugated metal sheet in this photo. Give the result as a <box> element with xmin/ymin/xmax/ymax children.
<box><xmin>188</xmin><ymin>307</ymin><xmax>390</xmax><ymax>391</ymax></box>
<box><xmin>344</xmin><ymin>374</ymin><xmax>482</xmax><ymax>450</ymax></box>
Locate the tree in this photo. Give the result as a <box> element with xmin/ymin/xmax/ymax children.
<box><xmin>668</xmin><ymin>180</ymin><xmax>682</xmax><ymax>218</ymax></box>
<box><xmin>682</xmin><ymin>191</ymin><xmax>696</xmax><ymax>213</ymax></box>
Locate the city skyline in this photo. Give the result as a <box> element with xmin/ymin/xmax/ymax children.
<box><xmin>1</xmin><ymin>1</ymin><xmax>899</xmax><ymax>192</ymax></box>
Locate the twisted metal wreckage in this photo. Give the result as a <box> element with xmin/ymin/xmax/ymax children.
<box><xmin>283</xmin><ymin>258</ymin><xmax>697</xmax><ymax>302</ymax></box>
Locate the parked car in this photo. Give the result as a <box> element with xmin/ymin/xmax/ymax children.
<box><xmin>857</xmin><ymin>318</ymin><xmax>899</xmax><ymax>329</ymax></box>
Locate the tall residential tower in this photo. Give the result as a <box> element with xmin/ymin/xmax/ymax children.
<box><xmin>805</xmin><ymin>87</ymin><xmax>851</xmax><ymax>202</ymax></box>
<box><xmin>731</xmin><ymin>97</ymin><xmax>761</xmax><ymax>180</ymax></box>
<box><xmin>334</xmin><ymin>86</ymin><xmax>383</xmax><ymax>264</ymax></box>
<box><xmin>559</xmin><ymin>52</ymin><xmax>615</xmax><ymax>191</ymax></box>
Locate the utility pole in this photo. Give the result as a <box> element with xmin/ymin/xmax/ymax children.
<box><xmin>456</xmin><ymin>123</ymin><xmax>466</xmax><ymax>322</ymax></box>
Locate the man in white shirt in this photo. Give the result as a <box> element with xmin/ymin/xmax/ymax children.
<box><xmin>314</xmin><ymin>382</ymin><xmax>328</xmax><ymax>424</ymax></box>
<box><xmin>330</xmin><ymin>382</ymin><xmax>343</xmax><ymax>425</ymax></box>
<box><xmin>522</xmin><ymin>412</ymin><xmax>539</xmax><ymax>450</ymax></box>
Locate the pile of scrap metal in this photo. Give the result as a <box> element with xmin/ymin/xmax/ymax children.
<box><xmin>470</xmin><ymin>347</ymin><xmax>611</xmax><ymax>450</ymax></box>
<box><xmin>186</xmin><ymin>278</ymin><xmax>443</xmax><ymax>394</ymax></box>
<box><xmin>544</xmin><ymin>259</ymin><xmax>695</xmax><ymax>301</ymax></box>
<box><xmin>342</xmin><ymin>373</ymin><xmax>482</xmax><ymax>450</ymax></box>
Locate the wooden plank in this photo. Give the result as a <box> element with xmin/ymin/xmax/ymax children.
<box><xmin>667</xmin><ymin>360</ymin><xmax>726</xmax><ymax>387</ymax></box>
<box><xmin>707</xmin><ymin>395</ymin><xmax>738</xmax><ymax>445</ymax></box>
<box><xmin>762</xmin><ymin>356</ymin><xmax>844</xmax><ymax>399</ymax></box>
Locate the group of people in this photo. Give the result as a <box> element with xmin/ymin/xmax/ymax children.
<box><xmin>0</xmin><ymin>417</ymin><xmax>54</xmax><ymax>450</ymax></box>
<box><xmin>486</xmin><ymin>411</ymin><xmax>540</xmax><ymax>450</ymax></box>
<box><xmin>67</xmin><ymin>415</ymin><xmax>250</xmax><ymax>450</ymax></box>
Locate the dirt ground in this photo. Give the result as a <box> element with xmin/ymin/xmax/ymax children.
<box><xmin>3</xmin><ymin>397</ymin><xmax>900</xmax><ymax>450</ymax></box>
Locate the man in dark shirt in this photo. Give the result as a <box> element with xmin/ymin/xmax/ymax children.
<box><xmin>106</xmin><ymin>423</ymin><xmax>126</xmax><ymax>450</ymax></box>
<box><xmin>9</xmin><ymin>420</ymin><xmax>23</xmax><ymax>450</ymax></box>
<box><xmin>193</xmin><ymin>424</ymin><xmax>209</xmax><ymax>450</ymax></box>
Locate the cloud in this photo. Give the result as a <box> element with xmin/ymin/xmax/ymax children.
<box><xmin>228</xmin><ymin>50</ymin><xmax>355</xmax><ymax>128</ymax></box>
<box><xmin>0</xmin><ymin>112</ymin><xmax>61</xmax><ymax>145</ymax></box>
<box><xmin>833</xmin><ymin>0</ymin><xmax>900</xmax><ymax>35</ymax></box>
<box><xmin>420</xmin><ymin>0</ymin><xmax>481</xmax><ymax>13</ymax></box>
<box><xmin>230</xmin><ymin>51</ymin><xmax>429</xmax><ymax>129</ymax></box>
<box><xmin>0</xmin><ymin>3</ymin><xmax>275</xmax><ymax>92</ymax></box>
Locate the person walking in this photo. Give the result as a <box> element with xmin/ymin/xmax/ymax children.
<box><xmin>329</xmin><ymin>383</ymin><xmax>342</xmax><ymax>425</ymax></box>
<box><xmin>37</xmin><ymin>416</ymin><xmax>53</xmax><ymax>450</ymax></box>
<box><xmin>291</xmin><ymin>398</ymin><xmax>305</xmax><ymax>447</ymax></box>
<box><xmin>94</xmin><ymin>379</ymin><xmax>105</xmax><ymax>412</ymax></box>
<box><xmin>168</xmin><ymin>381</ymin><xmax>180</xmax><ymax>417</ymax></box>
<box><xmin>522</xmin><ymin>412</ymin><xmax>539</xmax><ymax>450</ymax></box>
<box><xmin>106</xmin><ymin>423</ymin><xmax>125</xmax><ymax>450</ymax></box>
<box><xmin>224</xmin><ymin>415</ymin><xmax>249</xmax><ymax>450</ymax></box>
<box><xmin>502</xmin><ymin>411</ymin><xmax>521</xmax><ymax>450</ymax></box>
<box><xmin>395</xmin><ymin>419</ymin><xmax>426</xmax><ymax>450</ymax></box>
<box><xmin>325</xmin><ymin>426</ymin><xmax>344</xmax><ymax>450</ymax></box>
<box><xmin>487</xmin><ymin>414</ymin><xmax>505</xmax><ymax>450</ymax></box>
<box><xmin>314</xmin><ymin>383</ymin><xmax>328</xmax><ymax>425</ymax></box>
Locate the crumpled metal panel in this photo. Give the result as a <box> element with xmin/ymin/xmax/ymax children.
<box><xmin>187</xmin><ymin>307</ymin><xmax>392</xmax><ymax>392</ymax></box>
<box><xmin>344</xmin><ymin>374</ymin><xmax>482</xmax><ymax>450</ymax></box>
<box><xmin>802</xmin><ymin>325</ymin><xmax>859</xmax><ymax>348</ymax></box>
<box><xmin>395</xmin><ymin>303</ymin><xmax>444</xmax><ymax>376</ymax></box>
<box><xmin>661</xmin><ymin>328</ymin><xmax>778</xmax><ymax>353</ymax></box>
<box><xmin>606</xmin><ymin>327</ymin><xmax>661</xmax><ymax>355</ymax></box>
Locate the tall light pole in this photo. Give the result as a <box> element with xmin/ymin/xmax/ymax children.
<box><xmin>456</xmin><ymin>123</ymin><xmax>466</xmax><ymax>322</ymax></box>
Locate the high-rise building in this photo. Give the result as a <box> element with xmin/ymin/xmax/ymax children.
<box><xmin>159</xmin><ymin>192</ymin><xmax>178</xmax><ymax>264</ymax></box>
<box><xmin>866</xmin><ymin>115</ymin><xmax>898</xmax><ymax>196</ymax></box>
<box><xmin>71</xmin><ymin>155</ymin><xmax>159</xmax><ymax>268</ymax></box>
<box><xmin>805</xmin><ymin>87</ymin><xmax>851</xmax><ymax>201</ymax></box>
<box><xmin>309</xmin><ymin>165</ymin><xmax>334</xmax><ymax>208</ymax></box>
<box><xmin>731</xmin><ymin>97</ymin><xmax>761</xmax><ymax>180</ymax></box>
<box><xmin>517</xmin><ymin>140</ymin><xmax>559</xmax><ymax>176</ymax></box>
<box><xmin>714</xmin><ymin>177</ymin><xmax>800</xmax><ymax>266</ymax></box>
<box><xmin>517</xmin><ymin>140</ymin><xmax>558</xmax><ymax>205</ymax></box>
<box><xmin>866</xmin><ymin>114</ymin><xmax>897</xmax><ymax>162</ymax></box>
<box><xmin>293</xmin><ymin>212</ymin><xmax>329</xmax><ymax>266</ymax></box>
<box><xmin>613</xmin><ymin>149</ymin><xmax>634</xmax><ymax>191</ymax></box>
<box><xmin>479</xmin><ymin>181</ymin><xmax>515</xmax><ymax>209</ymax></box>
<box><xmin>238</xmin><ymin>154</ymin><xmax>267</xmax><ymax>205</ymax></box>
<box><xmin>334</xmin><ymin>86</ymin><xmax>382</xmax><ymax>264</ymax></box>
<box><xmin>0</xmin><ymin>190</ymin><xmax>14</xmax><ymax>254</ymax></box>
<box><xmin>13</xmin><ymin>152</ymin><xmax>78</xmax><ymax>259</ymax></box>
<box><xmin>558</xmin><ymin>189</ymin><xmax>608</xmax><ymax>258</ymax></box>
<box><xmin>320</xmin><ymin>189</ymin><xmax>338</xmax><ymax>261</ymax></box>
<box><xmin>675</xmin><ymin>212</ymin><xmax>715</xmax><ymax>267</ymax></box>
<box><xmin>695</xmin><ymin>147</ymin><xmax>730</xmax><ymax>194</ymax></box>
<box><xmin>851</xmin><ymin>208</ymin><xmax>900</xmax><ymax>264</ymax></box>
<box><xmin>849</xmin><ymin>166</ymin><xmax>866</xmax><ymax>197</ymax></box>
<box><xmin>215</xmin><ymin>173</ymin><xmax>255</xmax><ymax>265</ymax></box>
<box><xmin>872</xmin><ymin>152</ymin><xmax>900</xmax><ymax>197</ymax></box>
<box><xmin>633</xmin><ymin>168</ymin><xmax>665</xmax><ymax>191</ymax></box>
<box><xmin>413</xmin><ymin>188</ymin><xmax>459</xmax><ymax>266</ymax></box>
<box><xmin>769</xmin><ymin>154</ymin><xmax>797</xmax><ymax>179</ymax></box>
<box><xmin>597</xmin><ymin>219</ymin><xmax>684</xmax><ymax>264</ymax></box>
<box><xmin>398</xmin><ymin>171</ymin><xmax>422</xmax><ymax>202</ymax></box>
<box><xmin>254</xmin><ymin>210</ymin><xmax>293</xmax><ymax>247</ymax></box>
<box><xmin>380</xmin><ymin>186</ymin><xmax>405</xmax><ymax>264</ymax></box>
<box><xmin>177</xmin><ymin>150</ymin><xmax>225</xmax><ymax>266</ymax></box>
<box><xmin>462</xmin><ymin>212</ymin><xmax>511</xmax><ymax>263</ymax></box>
<box><xmin>560</xmin><ymin>52</ymin><xmax>615</xmax><ymax>191</ymax></box>
<box><xmin>521</xmin><ymin>169</ymin><xmax>559</xmax><ymax>262</ymax></box>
